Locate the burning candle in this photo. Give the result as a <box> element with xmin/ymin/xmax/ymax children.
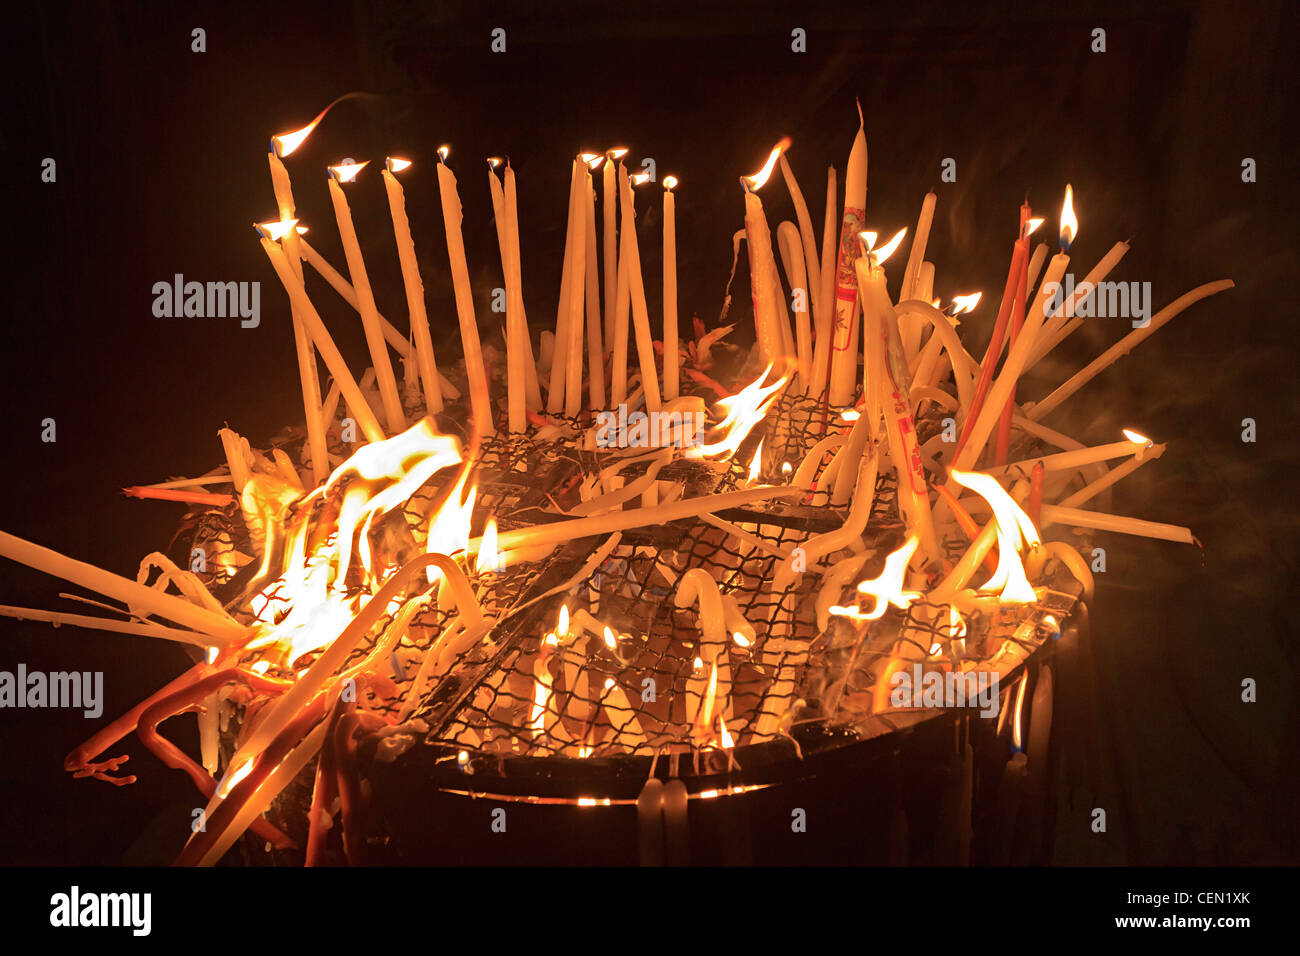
<box><xmin>742</xmin><ymin>140</ymin><xmax>791</xmax><ymax>369</ymax></box>
<box><xmin>828</xmin><ymin>110</ymin><xmax>868</xmax><ymax>406</ymax></box>
<box><xmin>326</xmin><ymin>162</ymin><xmax>407</xmax><ymax>435</ymax></box>
<box><xmin>258</xmin><ymin>226</ymin><xmax>386</xmax><ymax>443</ymax></box>
<box><xmin>435</xmin><ymin>147</ymin><xmax>493</xmax><ymax>437</ymax></box>
<box><xmin>854</xmin><ymin>229</ymin><xmax>941</xmax><ymax>567</ymax></box>
<box><xmin>488</xmin><ymin>160</ymin><xmax>526</xmax><ymax>432</ymax></box>
<box><xmin>381</xmin><ymin>158</ymin><xmax>444</xmax><ymax>417</ymax></box>
<box><xmin>583</xmin><ymin>158</ymin><xmax>606</xmax><ymax>410</ymax></box>
<box><xmin>548</xmin><ymin>158</ymin><xmax>581</xmax><ymax>415</ymax></box>
<box><xmin>602</xmin><ymin>147</ymin><xmax>627</xmax><ymax>355</ymax></box>
<box><xmin>267</xmin><ymin>147</ymin><xmax>329</xmax><ymax>487</ymax></box>
<box><xmin>621</xmin><ymin>168</ymin><xmax>662</xmax><ymax>412</ymax></box>
<box><xmin>663</xmin><ymin>175</ymin><xmax>679</xmax><ymax>401</ymax></box>
<box><xmin>951</xmin><ymin>188</ymin><xmax>1076</xmax><ymax>473</ymax></box>
<box><xmin>504</xmin><ymin>161</ymin><xmax>543</xmax><ymax>413</ymax></box>
<box><xmin>991</xmin><ymin>429</ymin><xmax>1153</xmax><ymax>476</ymax></box>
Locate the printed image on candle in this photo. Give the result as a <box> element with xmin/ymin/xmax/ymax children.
<box><xmin>0</xmin><ymin>3</ymin><xmax>1292</xmax><ymax>930</ymax></box>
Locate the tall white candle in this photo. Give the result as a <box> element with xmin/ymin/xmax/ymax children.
<box><xmin>741</xmin><ymin>141</ymin><xmax>790</xmax><ymax>368</ymax></box>
<box><xmin>828</xmin><ymin>115</ymin><xmax>868</xmax><ymax>405</ymax></box>
<box><xmin>602</xmin><ymin>148</ymin><xmax>627</xmax><ymax>358</ymax></box>
<box><xmin>621</xmin><ymin>170</ymin><xmax>662</xmax><ymax>413</ymax></box>
<box><xmin>504</xmin><ymin>163</ymin><xmax>542</xmax><ymax>412</ymax></box>
<box><xmin>435</xmin><ymin>149</ymin><xmax>493</xmax><ymax>438</ymax></box>
<box><xmin>583</xmin><ymin>161</ymin><xmax>606</xmax><ymax>410</ymax></box>
<box><xmin>267</xmin><ymin>153</ymin><xmax>329</xmax><ymax>488</ymax></box>
<box><xmin>662</xmin><ymin>176</ymin><xmax>679</xmax><ymax>401</ymax></box>
<box><xmin>326</xmin><ymin>163</ymin><xmax>407</xmax><ymax>435</ymax></box>
<box><xmin>565</xmin><ymin>158</ymin><xmax>590</xmax><ymax>418</ymax></box>
<box><xmin>381</xmin><ymin>159</ymin><xmax>444</xmax><ymax>417</ymax></box>
<box><xmin>490</xmin><ymin>161</ymin><xmax>527</xmax><ymax>432</ymax></box>
<box><xmin>547</xmin><ymin>159</ymin><xmax>581</xmax><ymax>414</ymax></box>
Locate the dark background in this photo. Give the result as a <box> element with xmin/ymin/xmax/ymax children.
<box><xmin>1</xmin><ymin>0</ymin><xmax>1296</xmax><ymax>865</ymax></box>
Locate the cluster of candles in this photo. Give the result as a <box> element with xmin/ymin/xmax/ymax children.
<box><xmin>0</xmin><ymin>98</ymin><xmax>1233</xmax><ymax>864</ymax></box>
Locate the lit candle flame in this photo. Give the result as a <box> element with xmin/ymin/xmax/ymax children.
<box><xmin>663</xmin><ymin>175</ymin><xmax>678</xmax><ymax>191</ymax></box>
<box><xmin>603</xmin><ymin>626</ymin><xmax>617</xmax><ymax>650</ymax></box>
<box><xmin>557</xmin><ymin>604</ymin><xmax>570</xmax><ymax>639</ymax></box>
<box><xmin>295</xmin><ymin>225</ymin><xmax>309</xmax><ymax>235</ymax></box>
<box><xmin>747</xmin><ymin>440</ymin><xmax>764</xmax><ymax>484</ymax></box>
<box><xmin>1059</xmin><ymin>184</ymin><xmax>1077</xmax><ymax>251</ymax></box>
<box><xmin>630</xmin><ymin>171</ymin><xmax>651</xmax><ymax>186</ymax></box>
<box><xmin>580</xmin><ymin>152</ymin><xmax>603</xmax><ymax>169</ymax></box>
<box><xmin>486</xmin><ymin>156</ymin><xmax>503</xmax><ymax>169</ymax></box>
<box><xmin>438</xmin><ymin>145</ymin><xmax>450</xmax><ymax>162</ymax></box>
<box><xmin>271</xmin><ymin>99</ymin><xmax>341</xmax><ymax>158</ymax></box>
<box><xmin>254</xmin><ymin>218</ymin><xmax>300</xmax><ymax>241</ymax></box>
<box><xmin>858</xmin><ymin>227</ymin><xmax>908</xmax><ymax>268</ymax></box>
<box><xmin>732</xmin><ymin>631</ymin><xmax>750</xmax><ymax>648</ymax></box>
<box><xmin>949</xmin><ymin>469</ymin><xmax>1040</xmax><ymax>603</ymax></box>
<box><xmin>1023</xmin><ymin>217</ymin><xmax>1045</xmax><ymax>240</ymax></box>
<box><xmin>1122</xmin><ymin>428</ymin><xmax>1152</xmax><ymax>446</ymax></box>
<box><xmin>606</xmin><ymin>146</ymin><xmax>629</xmax><ymax>160</ymax></box>
<box><xmin>328</xmin><ymin>161</ymin><xmax>369</xmax><ymax>183</ymax></box>
<box><xmin>474</xmin><ymin>517</ymin><xmax>501</xmax><ymax>573</ymax></box>
<box><xmin>742</xmin><ymin>137</ymin><xmax>792</xmax><ymax>192</ymax></box>
<box><xmin>386</xmin><ymin>157</ymin><xmax>412</xmax><ymax>173</ymax></box>
<box><xmin>948</xmin><ymin>292</ymin><xmax>982</xmax><ymax>316</ymax></box>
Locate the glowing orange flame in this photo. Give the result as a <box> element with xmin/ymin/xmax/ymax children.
<box><xmin>255</xmin><ymin>218</ymin><xmax>300</xmax><ymax>241</ymax></box>
<box><xmin>386</xmin><ymin>157</ymin><xmax>412</xmax><ymax>173</ymax></box>
<box><xmin>1059</xmin><ymin>184</ymin><xmax>1077</xmax><ymax>250</ymax></box>
<box><xmin>475</xmin><ymin>517</ymin><xmax>501</xmax><ymax>574</ymax></box>
<box><xmin>686</xmin><ymin>366</ymin><xmax>787</xmax><ymax>459</ymax></box>
<box><xmin>328</xmin><ymin>161</ymin><xmax>368</xmax><ymax>183</ymax></box>
<box><xmin>859</xmin><ymin>227</ymin><xmax>908</xmax><ymax>268</ymax></box>
<box><xmin>1024</xmin><ymin>217</ymin><xmax>1045</xmax><ymax>239</ymax></box>
<box><xmin>747</xmin><ymin>441</ymin><xmax>764</xmax><ymax>484</ymax></box>
<box><xmin>663</xmin><ymin>175</ymin><xmax>678</xmax><ymax>191</ymax></box>
<box><xmin>437</xmin><ymin>145</ymin><xmax>450</xmax><ymax>162</ymax></box>
<box><xmin>949</xmin><ymin>292</ymin><xmax>982</xmax><ymax>316</ymax></box>
<box><xmin>743</xmin><ymin>137</ymin><xmax>791</xmax><ymax>191</ymax></box>
<box><xmin>557</xmin><ymin>604</ymin><xmax>570</xmax><ymax>640</ymax></box>
<box><xmin>854</xmin><ymin>535</ymin><xmax>923</xmax><ymax>619</ymax></box>
<box><xmin>272</xmin><ymin>99</ymin><xmax>342</xmax><ymax>158</ymax></box>
<box><xmin>949</xmin><ymin>469</ymin><xmax>1040</xmax><ymax>604</ymax></box>
<box><xmin>1122</xmin><ymin>428</ymin><xmax>1152</xmax><ymax>446</ymax></box>
<box><xmin>486</xmin><ymin>157</ymin><xmax>503</xmax><ymax>169</ymax></box>
<box><xmin>580</xmin><ymin>152</ymin><xmax>603</xmax><ymax>169</ymax></box>
<box><xmin>606</xmin><ymin>147</ymin><xmax>629</xmax><ymax>160</ymax></box>
<box><xmin>718</xmin><ymin>714</ymin><xmax>735</xmax><ymax>749</ymax></box>
<box><xmin>630</xmin><ymin>171</ymin><xmax>651</xmax><ymax>186</ymax></box>
<box><xmin>603</xmin><ymin>626</ymin><xmax>617</xmax><ymax>650</ymax></box>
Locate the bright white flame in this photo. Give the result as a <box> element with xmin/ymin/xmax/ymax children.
<box><xmin>853</xmin><ymin>535</ymin><xmax>923</xmax><ymax>620</ymax></box>
<box><xmin>687</xmin><ymin>366</ymin><xmax>787</xmax><ymax>459</ymax></box>
<box><xmin>1122</xmin><ymin>428</ymin><xmax>1152</xmax><ymax>446</ymax></box>
<box><xmin>386</xmin><ymin>157</ymin><xmax>412</xmax><ymax>173</ymax></box>
<box><xmin>256</xmin><ymin>218</ymin><xmax>300</xmax><ymax>241</ymax></box>
<box><xmin>630</xmin><ymin>171</ymin><xmax>651</xmax><ymax>186</ymax></box>
<box><xmin>747</xmin><ymin>441</ymin><xmax>764</xmax><ymax>484</ymax></box>
<box><xmin>581</xmin><ymin>152</ymin><xmax>603</xmax><ymax>169</ymax></box>
<box><xmin>950</xmin><ymin>292</ymin><xmax>982</xmax><ymax>315</ymax></box>
<box><xmin>859</xmin><ymin>227</ymin><xmax>907</xmax><ymax>267</ymax></box>
<box><xmin>606</xmin><ymin>147</ymin><xmax>629</xmax><ymax>160</ymax></box>
<box><xmin>663</xmin><ymin>175</ymin><xmax>678</xmax><ymax>190</ymax></box>
<box><xmin>949</xmin><ymin>469</ymin><xmax>1040</xmax><ymax>603</ymax></box>
<box><xmin>475</xmin><ymin>517</ymin><xmax>501</xmax><ymax>573</ymax></box>
<box><xmin>603</xmin><ymin>626</ymin><xmax>617</xmax><ymax>650</ymax></box>
<box><xmin>1024</xmin><ymin>217</ymin><xmax>1045</xmax><ymax>239</ymax></box>
<box><xmin>743</xmin><ymin>137</ymin><xmax>791</xmax><ymax>191</ymax></box>
<box><xmin>438</xmin><ymin>145</ymin><xmax>450</xmax><ymax>162</ymax></box>
<box><xmin>329</xmin><ymin>161</ymin><xmax>368</xmax><ymax>183</ymax></box>
<box><xmin>1060</xmin><ymin>184</ymin><xmax>1077</xmax><ymax>249</ymax></box>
